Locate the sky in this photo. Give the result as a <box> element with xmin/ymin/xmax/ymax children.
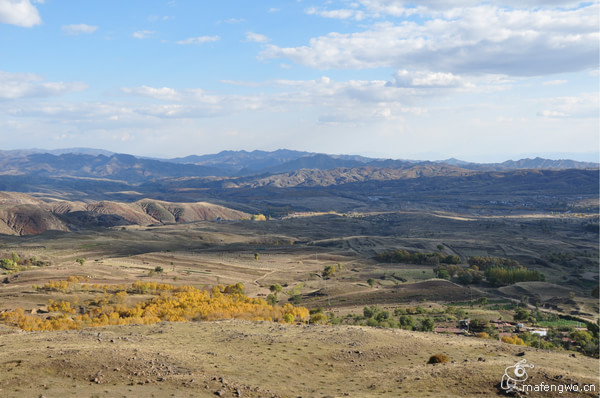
<box><xmin>0</xmin><ymin>0</ymin><xmax>598</xmax><ymax>162</ymax></box>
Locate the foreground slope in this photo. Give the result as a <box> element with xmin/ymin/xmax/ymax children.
<box><xmin>0</xmin><ymin>320</ymin><xmax>597</xmax><ymax>398</ymax></box>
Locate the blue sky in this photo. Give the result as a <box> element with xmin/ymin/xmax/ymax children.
<box><xmin>0</xmin><ymin>0</ymin><xmax>598</xmax><ymax>162</ymax></box>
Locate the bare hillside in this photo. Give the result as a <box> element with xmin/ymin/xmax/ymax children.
<box><xmin>0</xmin><ymin>192</ymin><xmax>249</xmax><ymax>235</ymax></box>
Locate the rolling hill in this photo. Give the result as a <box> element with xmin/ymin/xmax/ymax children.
<box><xmin>0</xmin><ymin>192</ymin><xmax>248</xmax><ymax>235</ymax></box>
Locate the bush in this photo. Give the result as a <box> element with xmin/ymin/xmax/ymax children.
<box><xmin>266</xmin><ymin>294</ymin><xmax>278</xmax><ymax>305</ymax></box>
<box><xmin>501</xmin><ymin>336</ymin><xmax>525</xmax><ymax>346</ymax></box>
<box><xmin>309</xmin><ymin>312</ymin><xmax>327</xmax><ymax>324</ymax></box>
<box><xmin>323</xmin><ymin>265</ymin><xmax>336</xmax><ymax>279</ymax></box>
<box><xmin>427</xmin><ymin>354</ymin><xmax>450</xmax><ymax>364</ymax></box>
<box><xmin>269</xmin><ymin>284</ymin><xmax>282</xmax><ymax>294</ymax></box>
<box><xmin>419</xmin><ymin>317</ymin><xmax>435</xmax><ymax>332</ymax></box>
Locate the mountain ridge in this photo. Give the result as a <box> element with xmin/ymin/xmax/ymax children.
<box><xmin>0</xmin><ymin>149</ymin><xmax>596</xmax><ymax>185</ymax></box>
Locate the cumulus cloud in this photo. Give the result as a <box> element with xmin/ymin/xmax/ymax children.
<box><xmin>61</xmin><ymin>24</ymin><xmax>98</xmax><ymax>35</ymax></box>
<box><xmin>176</xmin><ymin>35</ymin><xmax>220</xmax><ymax>45</ymax></box>
<box><xmin>0</xmin><ymin>70</ymin><xmax>88</xmax><ymax>99</ymax></box>
<box><xmin>132</xmin><ymin>30</ymin><xmax>155</xmax><ymax>39</ymax></box>
<box><xmin>0</xmin><ymin>0</ymin><xmax>41</xmax><ymax>27</ymax></box>
<box><xmin>263</xmin><ymin>3</ymin><xmax>599</xmax><ymax>77</ymax></box>
<box><xmin>245</xmin><ymin>31</ymin><xmax>270</xmax><ymax>43</ymax></box>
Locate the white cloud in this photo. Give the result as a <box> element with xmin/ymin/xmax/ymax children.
<box><xmin>306</xmin><ymin>7</ymin><xmax>365</xmax><ymax>20</ymax></box>
<box><xmin>388</xmin><ymin>70</ymin><xmax>472</xmax><ymax>88</ymax></box>
<box><xmin>245</xmin><ymin>31</ymin><xmax>270</xmax><ymax>43</ymax></box>
<box><xmin>264</xmin><ymin>3</ymin><xmax>599</xmax><ymax>77</ymax></box>
<box><xmin>537</xmin><ymin>92</ymin><xmax>599</xmax><ymax>119</ymax></box>
<box><xmin>355</xmin><ymin>0</ymin><xmax>593</xmax><ymax>16</ymax></box>
<box><xmin>121</xmin><ymin>86</ymin><xmax>180</xmax><ymax>101</ymax></box>
<box><xmin>176</xmin><ymin>35</ymin><xmax>220</xmax><ymax>45</ymax></box>
<box><xmin>0</xmin><ymin>70</ymin><xmax>87</xmax><ymax>99</ymax></box>
<box><xmin>132</xmin><ymin>30</ymin><xmax>155</xmax><ymax>39</ymax></box>
<box><xmin>61</xmin><ymin>24</ymin><xmax>98</xmax><ymax>35</ymax></box>
<box><xmin>268</xmin><ymin>7</ymin><xmax>280</xmax><ymax>13</ymax></box>
<box><xmin>119</xmin><ymin>85</ymin><xmax>263</xmax><ymax>118</ymax></box>
<box><xmin>0</xmin><ymin>0</ymin><xmax>41</xmax><ymax>27</ymax></box>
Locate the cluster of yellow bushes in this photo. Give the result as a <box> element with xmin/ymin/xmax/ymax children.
<box><xmin>0</xmin><ymin>282</ymin><xmax>309</xmax><ymax>331</ymax></box>
<box><xmin>35</xmin><ymin>276</ymin><xmax>89</xmax><ymax>293</ymax></box>
<box><xmin>36</xmin><ymin>278</ymin><xmax>198</xmax><ymax>295</ymax></box>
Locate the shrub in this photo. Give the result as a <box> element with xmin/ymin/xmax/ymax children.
<box><xmin>501</xmin><ymin>336</ymin><xmax>526</xmax><ymax>346</ymax></box>
<box><xmin>266</xmin><ymin>294</ymin><xmax>278</xmax><ymax>305</ymax></box>
<box><xmin>269</xmin><ymin>284</ymin><xmax>282</xmax><ymax>294</ymax></box>
<box><xmin>323</xmin><ymin>265</ymin><xmax>336</xmax><ymax>279</ymax></box>
<box><xmin>309</xmin><ymin>312</ymin><xmax>327</xmax><ymax>324</ymax></box>
<box><xmin>427</xmin><ymin>354</ymin><xmax>450</xmax><ymax>364</ymax></box>
<box><xmin>476</xmin><ymin>332</ymin><xmax>489</xmax><ymax>339</ymax></box>
<box><xmin>419</xmin><ymin>317</ymin><xmax>435</xmax><ymax>332</ymax></box>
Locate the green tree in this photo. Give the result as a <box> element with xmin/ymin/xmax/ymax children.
<box><xmin>436</xmin><ymin>269</ymin><xmax>450</xmax><ymax>280</ymax></box>
<box><xmin>76</xmin><ymin>258</ymin><xmax>86</xmax><ymax>266</ymax></box>
<box><xmin>514</xmin><ymin>308</ymin><xmax>530</xmax><ymax>321</ymax></box>
<box><xmin>266</xmin><ymin>294</ymin><xmax>278</xmax><ymax>305</ymax></box>
<box><xmin>571</xmin><ymin>330</ymin><xmax>593</xmax><ymax>347</ymax></box>
<box><xmin>419</xmin><ymin>318</ymin><xmax>435</xmax><ymax>332</ymax></box>
<box><xmin>398</xmin><ymin>315</ymin><xmax>415</xmax><ymax>330</ymax></box>
<box><xmin>269</xmin><ymin>284</ymin><xmax>282</xmax><ymax>294</ymax></box>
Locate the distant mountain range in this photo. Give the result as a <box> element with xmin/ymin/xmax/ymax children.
<box><xmin>0</xmin><ymin>148</ymin><xmax>597</xmax><ymax>234</ymax></box>
<box><xmin>0</xmin><ymin>148</ymin><xmax>596</xmax><ymax>183</ymax></box>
